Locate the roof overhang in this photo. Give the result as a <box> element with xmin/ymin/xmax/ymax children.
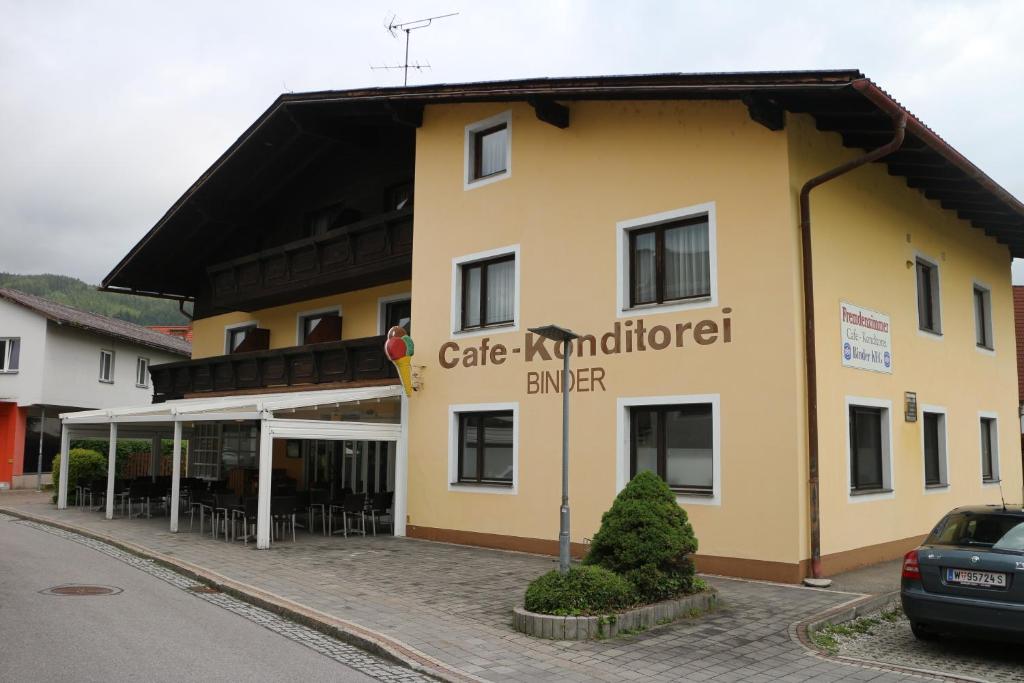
<box><xmin>102</xmin><ymin>70</ymin><xmax>1024</xmax><ymax>299</ymax></box>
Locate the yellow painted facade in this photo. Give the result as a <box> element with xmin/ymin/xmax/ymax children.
<box><xmin>187</xmin><ymin>98</ymin><xmax>1021</xmax><ymax>580</ymax></box>
<box><xmin>190</xmin><ymin>280</ymin><xmax>412</xmax><ymax>359</ymax></box>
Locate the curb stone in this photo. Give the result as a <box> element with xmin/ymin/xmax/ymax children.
<box><xmin>794</xmin><ymin>589</ymin><xmax>983</xmax><ymax>683</ymax></box>
<box><xmin>0</xmin><ymin>505</ymin><xmax>483</xmax><ymax>683</ymax></box>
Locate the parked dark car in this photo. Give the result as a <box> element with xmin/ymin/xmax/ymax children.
<box><xmin>902</xmin><ymin>505</ymin><xmax>1024</xmax><ymax>640</ymax></box>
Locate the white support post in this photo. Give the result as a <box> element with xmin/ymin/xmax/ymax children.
<box><xmin>105</xmin><ymin>423</ymin><xmax>117</xmax><ymax>520</ymax></box>
<box><xmin>256</xmin><ymin>418</ymin><xmax>273</xmax><ymax>549</ymax></box>
<box><xmin>56</xmin><ymin>425</ymin><xmax>70</xmax><ymax>509</ymax></box>
<box><xmin>150</xmin><ymin>434</ymin><xmax>160</xmax><ymax>481</ymax></box>
<box><xmin>393</xmin><ymin>394</ymin><xmax>409</xmax><ymax>537</ymax></box>
<box><xmin>169</xmin><ymin>421</ymin><xmax>182</xmax><ymax>533</ymax></box>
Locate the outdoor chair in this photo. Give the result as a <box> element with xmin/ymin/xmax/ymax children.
<box><xmin>339</xmin><ymin>492</ymin><xmax>367</xmax><ymax>538</ymax></box>
<box><xmin>212</xmin><ymin>492</ymin><xmax>239</xmax><ymax>541</ymax></box>
<box><xmin>231</xmin><ymin>497</ymin><xmax>259</xmax><ymax>546</ymax></box>
<box><xmin>368</xmin><ymin>491</ymin><xmax>394</xmax><ymax>536</ymax></box>
<box><xmin>127</xmin><ymin>480</ymin><xmax>153</xmax><ymax>518</ymax></box>
<box><xmin>270</xmin><ymin>496</ymin><xmax>297</xmax><ymax>543</ymax></box>
<box><xmin>308</xmin><ymin>488</ymin><xmax>330</xmax><ymax>536</ymax></box>
<box><xmin>191</xmin><ymin>490</ymin><xmax>215</xmax><ymax>534</ymax></box>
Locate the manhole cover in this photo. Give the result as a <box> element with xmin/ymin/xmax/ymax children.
<box><xmin>188</xmin><ymin>585</ymin><xmax>220</xmax><ymax>593</ymax></box>
<box><xmin>40</xmin><ymin>585</ymin><xmax>122</xmax><ymax>596</ymax></box>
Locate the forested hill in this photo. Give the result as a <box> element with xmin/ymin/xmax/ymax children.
<box><xmin>0</xmin><ymin>273</ymin><xmax>188</xmax><ymax>326</ymax></box>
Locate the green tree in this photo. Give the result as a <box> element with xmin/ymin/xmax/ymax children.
<box><xmin>583</xmin><ymin>471</ymin><xmax>699</xmax><ymax>602</ymax></box>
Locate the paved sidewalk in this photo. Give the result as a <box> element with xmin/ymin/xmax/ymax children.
<box><xmin>1</xmin><ymin>492</ymin><xmax>924</xmax><ymax>682</ymax></box>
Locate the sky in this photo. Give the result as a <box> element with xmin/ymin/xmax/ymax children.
<box><xmin>1</xmin><ymin>0</ymin><xmax>1022</xmax><ymax>284</ymax></box>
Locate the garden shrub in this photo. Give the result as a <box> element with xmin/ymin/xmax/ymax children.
<box><xmin>50</xmin><ymin>448</ymin><xmax>106</xmax><ymax>503</ymax></box>
<box><xmin>524</xmin><ymin>565</ymin><xmax>637</xmax><ymax>616</ymax></box>
<box><xmin>584</xmin><ymin>470</ymin><xmax>699</xmax><ymax>602</ymax></box>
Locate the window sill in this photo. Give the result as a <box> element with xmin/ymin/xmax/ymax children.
<box><xmin>850</xmin><ymin>487</ymin><xmax>893</xmax><ymax>497</ymax></box>
<box><xmin>136</xmin><ymin>384</ymin><xmax>149</xmax><ymax>389</ymax></box>
<box><xmin>448</xmin><ymin>481</ymin><xmax>516</xmax><ymax>495</ymax></box>
<box><xmin>924</xmin><ymin>483</ymin><xmax>949</xmax><ymax>490</ymax></box>
<box><xmin>0</xmin><ymin>370</ymin><xmax>18</xmax><ymax>374</ymax></box>
<box><xmin>453</xmin><ymin>322</ymin><xmax>516</xmax><ymax>337</ymax></box>
<box><xmin>670</xmin><ymin>488</ymin><xmax>713</xmax><ymax>497</ymax></box>
<box><xmin>917</xmin><ymin>328</ymin><xmax>943</xmax><ymax>339</ymax></box>
<box><xmin>618</xmin><ymin>295</ymin><xmax>716</xmax><ymax>319</ymax></box>
<box><xmin>98</xmin><ymin>379</ymin><xmax>114</xmax><ymax>385</ymax></box>
<box><xmin>465</xmin><ymin>170</ymin><xmax>510</xmax><ymax>191</ymax></box>
<box><xmin>982</xmin><ymin>478</ymin><xmax>1002</xmax><ymax>486</ymax></box>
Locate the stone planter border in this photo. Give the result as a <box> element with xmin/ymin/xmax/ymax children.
<box><xmin>513</xmin><ymin>588</ymin><xmax>717</xmax><ymax>640</ymax></box>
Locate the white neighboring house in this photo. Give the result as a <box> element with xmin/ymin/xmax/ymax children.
<box><xmin>0</xmin><ymin>288</ymin><xmax>190</xmax><ymax>489</ymax></box>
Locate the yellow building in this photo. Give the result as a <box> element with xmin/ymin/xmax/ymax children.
<box><xmin>60</xmin><ymin>71</ymin><xmax>1024</xmax><ymax>582</ymax></box>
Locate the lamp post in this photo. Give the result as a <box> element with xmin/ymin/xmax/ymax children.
<box><xmin>529</xmin><ymin>324</ymin><xmax>579</xmax><ymax>574</ymax></box>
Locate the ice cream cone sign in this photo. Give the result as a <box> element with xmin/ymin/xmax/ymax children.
<box><xmin>385</xmin><ymin>326</ymin><xmax>415</xmax><ymax>396</ymax></box>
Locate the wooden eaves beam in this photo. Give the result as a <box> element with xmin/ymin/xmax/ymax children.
<box><xmin>742</xmin><ymin>94</ymin><xmax>784</xmax><ymax>131</ymax></box>
<box><xmin>528</xmin><ymin>96</ymin><xmax>570</xmax><ymax>129</ymax></box>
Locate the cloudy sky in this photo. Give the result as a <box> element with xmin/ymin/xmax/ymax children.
<box><xmin>1</xmin><ymin>0</ymin><xmax>1022</xmax><ymax>283</ymax></box>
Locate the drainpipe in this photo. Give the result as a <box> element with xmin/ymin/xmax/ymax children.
<box><xmin>801</xmin><ymin>80</ymin><xmax>907</xmax><ymax>582</ymax></box>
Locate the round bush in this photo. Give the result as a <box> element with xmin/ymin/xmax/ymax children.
<box><xmin>524</xmin><ymin>565</ymin><xmax>637</xmax><ymax>616</ymax></box>
<box><xmin>50</xmin><ymin>448</ymin><xmax>106</xmax><ymax>503</ymax></box>
<box><xmin>583</xmin><ymin>470</ymin><xmax>699</xmax><ymax>602</ymax></box>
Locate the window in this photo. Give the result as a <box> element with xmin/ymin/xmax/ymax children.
<box><xmin>974</xmin><ymin>285</ymin><xmax>993</xmax><ymax>349</ymax></box>
<box><xmin>629</xmin><ymin>217</ymin><xmax>711</xmax><ymax>307</ymax></box>
<box><xmin>98</xmin><ymin>350</ymin><xmax>114</xmax><ymax>383</ymax></box>
<box><xmin>465</xmin><ymin>112</ymin><xmax>511</xmax><ymax>188</ymax></box>
<box><xmin>225</xmin><ymin>323</ymin><xmax>257</xmax><ymax>353</ymax></box>
<box><xmin>0</xmin><ymin>337</ymin><xmax>20</xmax><ymax>373</ymax></box>
<box><xmin>456</xmin><ymin>410</ymin><xmax>514</xmax><ymax>486</ymax></box>
<box><xmin>460</xmin><ymin>254</ymin><xmax>515</xmax><ymax>331</ymax></box>
<box><xmin>630</xmin><ymin>403</ymin><xmax>714</xmax><ymax>495</ymax></box>
<box><xmin>980</xmin><ymin>416</ymin><xmax>999</xmax><ymax>483</ymax></box>
<box><xmin>922</xmin><ymin>411</ymin><xmax>947</xmax><ymax>488</ymax></box>
<box><xmin>136</xmin><ymin>357</ymin><xmax>150</xmax><ymax>388</ymax></box>
<box><xmin>297</xmin><ymin>309</ymin><xmax>342</xmax><ymax>345</ymax></box>
<box><xmin>849</xmin><ymin>403</ymin><xmax>892</xmax><ymax>494</ymax></box>
<box><xmin>929</xmin><ymin>512</ymin><xmax>1024</xmax><ymax>551</ymax></box>
<box><xmin>915</xmin><ymin>258</ymin><xmax>941</xmax><ymax>334</ymax></box>
<box><xmin>381</xmin><ymin>297</ymin><xmax>412</xmax><ymax>334</ymax></box>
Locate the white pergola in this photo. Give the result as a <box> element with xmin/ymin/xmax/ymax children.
<box><xmin>57</xmin><ymin>385</ymin><xmax>409</xmax><ymax>548</ymax></box>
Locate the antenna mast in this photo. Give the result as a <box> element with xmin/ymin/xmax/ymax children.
<box><xmin>373</xmin><ymin>12</ymin><xmax>458</xmax><ymax>85</ymax></box>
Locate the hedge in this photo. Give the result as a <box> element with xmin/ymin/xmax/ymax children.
<box><xmin>50</xmin><ymin>448</ymin><xmax>106</xmax><ymax>504</ymax></box>
<box><xmin>524</xmin><ymin>565</ymin><xmax>637</xmax><ymax>616</ymax></box>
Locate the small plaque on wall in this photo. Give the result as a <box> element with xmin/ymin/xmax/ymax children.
<box><xmin>904</xmin><ymin>392</ymin><xmax>918</xmax><ymax>422</ymax></box>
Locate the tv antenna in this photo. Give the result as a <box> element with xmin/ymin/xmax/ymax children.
<box><xmin>372</xmin><ymin>12</ymin><xmax>458</xmax><ymax>85</ymax></box>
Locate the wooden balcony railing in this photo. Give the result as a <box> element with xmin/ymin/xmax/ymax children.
<box><xmin>207</xmin><ymin>207</ymin><xmax>413</xmax><ymax>311</ymax></box>
<box><xmin>149</xmin><ymin>336</ymin><xmax>397</xmax><ymax>402</ymax></box>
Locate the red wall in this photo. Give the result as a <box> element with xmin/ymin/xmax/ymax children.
<box><xmin>0</xmin><ymin>403</ymin><xmax>27</xmax><ymax>487</ymax></box>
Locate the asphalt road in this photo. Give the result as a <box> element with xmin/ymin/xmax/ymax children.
<box><xmin>0</xmin><ymin>519</ymin><xmax>378</xmax><ymax>683</ymax></box>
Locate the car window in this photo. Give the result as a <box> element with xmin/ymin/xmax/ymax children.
<box><xmin>930</xmin><ymin>512</ymin><xmax>1024</xmax><ymax>551</ymax></box>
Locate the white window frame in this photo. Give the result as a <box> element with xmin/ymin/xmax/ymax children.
<box><xmin>914</xmin><ymin>252</ymin><xmax>943</xmax><ymax>338</ymax></box>
<box><xmin>845</xmin><ymin>396</ymin><xmax>895</xmax><ymax>503</ymax></box>
<box><xmin>450</xmin><ymin>244</ymin><xmax>520</xmax><ymax>338</ymax></box>
<box><xmin>464</xmin><ymin>110</ymin><xmax>512</xmax><ymax>191</ymax></box>
<box><xmin>616</xmin><ymin>393</ymin><xmax>721</xmax><ymax>506</ymax></box>
<box><xmin>972</xmin><ymin>281</ymin><xmax>994</xmax><ymax>354</ymax></box>
<box><xmin>136</xmin><ymin>357</ymin><xmax>150</xmax><ymax>389</ymax></box>
<box><xmin>920</xmin><ymin>405</ymin><xmax>949</xmax><ymax>493</ymax></box>
<box><xmin>447</xmin><ymin>402</ymin><xmax>518</xmax><ymax>495</ymax></box>
<box><xmin>98</xmin><ymin>349</ymin><xmax>115</xmax><ymax>384</ymax></box>
<box><xmin>377</xmin><ymin>293</ymin><xmax>412</xmax><ymax>335</ymax></box>
<box><xmin>295</xmin><ymin>306</ymin><xmax>342</xmax><ymax>345</ymax></box>
<box><xmin>616</xmin><ymin>202</ymin><xmax>718</xmax><ymax>319</ymax></box>
<box><xmin>224</xmin><ymin>321</ymin><xmax>259</xmax><ymax>354</ymax></box>
<box><xmin>979</xmin><ymin>411</ymin><xmax>1001</xmax><ymax>485</ymax></box>
<box><xmin>0</xmin><ymin>337</ymin><xmax>19</xmax><ymax>373</ymax></box>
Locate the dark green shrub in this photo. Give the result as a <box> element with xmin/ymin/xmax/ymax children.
<box><xmin>524</xmin><ymin>565</ymin><xmax>637</xmax><ymax>616</ymax></box>
<box><xmin>584</xmin><ymin>470</ymin><xmax>699</xmax><ymax>602</ymax></box>
<box><xmin>50</xmin><ymin>448</ymin><xmax>106</xmax><ymax>503</ymax></box>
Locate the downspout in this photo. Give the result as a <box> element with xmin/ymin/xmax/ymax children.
<box><xmin>800</xmin><ymin>80</ymin><xmax>907</xmax><ymax>582</ymax></box>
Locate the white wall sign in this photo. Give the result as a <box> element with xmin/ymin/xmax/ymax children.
<box><xmin>840</xmin><ymin>302</ymin><xmax>892</xmax><ymax>374</ymax></box>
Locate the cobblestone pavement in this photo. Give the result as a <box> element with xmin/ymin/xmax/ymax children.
<box><xmin>835</xmin><ymin>613</ymin><xmax>1024</xmax><ymax>683</ymax></box>
<box><xmin>1</xmin><ymin>494</ymin><xmax>932</xmax><ymax>682</ymax></box>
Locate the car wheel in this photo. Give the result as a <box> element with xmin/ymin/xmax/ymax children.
<box><xmin>910</xmin><ymin>622</ymin><xmax>937</xmax><ymax>641</ymax></box>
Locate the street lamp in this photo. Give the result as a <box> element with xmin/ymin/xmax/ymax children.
<box><xmin>528</xmin><ymin>324</ymin><xmax>579</xmax><ymax>574</ymax></box>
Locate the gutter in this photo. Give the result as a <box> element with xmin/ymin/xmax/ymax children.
<box><xmin>801</xmin><ymin>79</ymin><xmax>907</xmax><ymax>583</ymax></box>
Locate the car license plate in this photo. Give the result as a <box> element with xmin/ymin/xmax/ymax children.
<box><xmin>946</xmin><ymin>568</ymin><xmax>1007</xmax><ymax>588</ymax></box>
